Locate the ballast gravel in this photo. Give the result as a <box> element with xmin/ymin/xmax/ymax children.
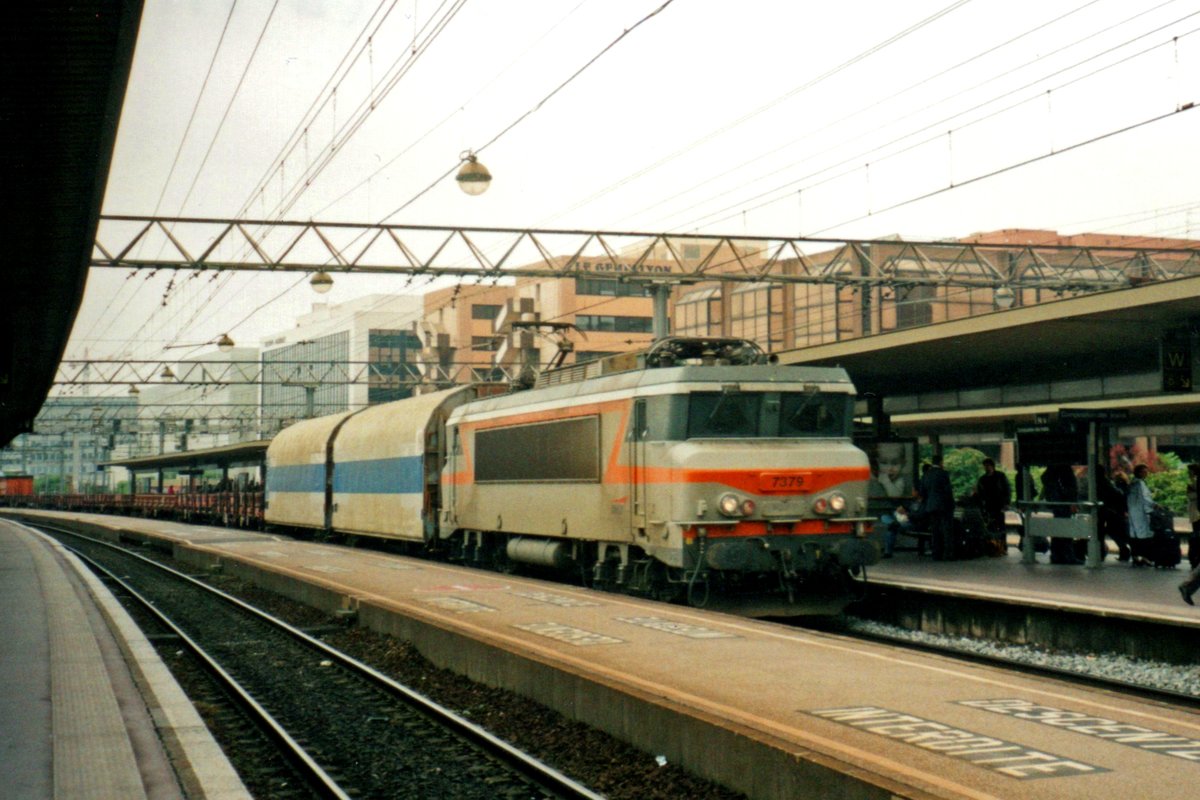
<box><xmin>844</xmin><ymin>616</ymin><xmax>1200</xmax><ymax>697</ymax></box>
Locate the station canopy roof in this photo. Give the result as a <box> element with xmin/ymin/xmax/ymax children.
<box><xmin>104</xmin><ymin>440</ymin><xmax>271</xmax><ymax>472</ymax></box>
<box><xmin>1</xmin><ymin>3</ymin><xmax>143</xmax><ymax>447</ymax></box>
<box><xmin>786</xmin><ymin>277</ymin><xmax>1200</xmax><ymax>399</ymax></box>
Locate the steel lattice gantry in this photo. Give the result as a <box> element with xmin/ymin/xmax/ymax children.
<box><xmin>93</xmin><ymin>216</ymin><xmax>1200</xmax><ymax>292</ymax></box>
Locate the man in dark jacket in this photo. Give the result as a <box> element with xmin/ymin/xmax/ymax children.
<box><xmin>919</xmin><ymin>454</ymin><xmax>956</xmax><ymax>560</ymax></box>
<box><xmin>974</xmin><ymin>458</ymin><xmax>1011</xmax><ymax>536</ymax></box>
<box><xmin>1041</xmin><ymin>463</ymin><xmax>1083</xmax><ymax>565</ymax></box>
<box><xmin>1096</xmin><ymin>463</ymin><xmax>1130</xmax><ymax>562</ymax></box>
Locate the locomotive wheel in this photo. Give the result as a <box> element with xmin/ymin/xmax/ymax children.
<box><xmin>485</xmin><ymin>536</ymin><xmax>515</xmax><ymax>573</ymax></box>
<box><xmin>592</xmin><ymin>559</ymin><xmax>616</xmax><ymax>591</ymax></box>
<box><xmin>647</xmin><ymin>563</ymin><xmax>683</xmax><ymax>603</ymax></box>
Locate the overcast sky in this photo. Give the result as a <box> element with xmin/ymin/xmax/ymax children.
<box><xmin>66</xmin><ymin>0</ymin><xmax>1200</xmax><ymax>381</ymax></box>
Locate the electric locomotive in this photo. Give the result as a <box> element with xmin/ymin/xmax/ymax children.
<box><xmin>265</xmin><ymin>336</ymin><xmax>876</xmax><ymax>614</ymax></box>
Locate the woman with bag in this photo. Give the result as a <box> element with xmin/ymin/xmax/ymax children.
<box><xmin>1126</xmin><ymin>464</ymin><xmax>1155</xmax><ymax>567</ymax></box>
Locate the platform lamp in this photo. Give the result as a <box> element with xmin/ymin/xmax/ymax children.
<box><xmin>994</xmin><ymin>285</ymin><xmax>1016</xmax><ymax>310</ymax></box>
<box><xmin>310</xmin><ymin>270</ymin><xmax>334</xmax><ymax>294</ymax></box>
<box><xmin>162</xmin><ymin>333</ymin><xmax>237</xmax><ymax>353</ymax></box>
<box><xmin>455</xmin><ymin>150</ymin><xmax>492</xmax><ymax>196</ymax></box>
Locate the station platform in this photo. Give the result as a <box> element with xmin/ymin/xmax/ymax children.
<box><xmin>864</xmin><ymin>541</ymin><xmax>1200</xmax><ymax>628</ymax></box>
<box><xmin>0</xmin><ymin>517</ymin><xmax>249</xmax><ymax>799</ymax></box>
<box><xmin>7</xmin><ymin>509</ymin><xmax>1200</xmax><ymax>800</ymax></box>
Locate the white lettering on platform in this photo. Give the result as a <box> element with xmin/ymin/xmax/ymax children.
<box><xmin>514</xmin><ymin>622</ymin><xmax>624</xmax><ymax>646</ymax></box>
<box><xmin>960</xmin><ymin>699</ymin><xmax>1200</xmax><ymax>762</ymax></box>
<box><xmin>809</xmin><ymin>706</ymin><xmax>1103</xmax><ymax>779</ymax></box>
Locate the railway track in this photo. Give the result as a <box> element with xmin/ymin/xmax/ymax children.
<box><xmin>808</xmin><ymin>617</ymin><xmax>1200</xmax><ymax>711</ymax></box>
<box><xmin>45</xmin><ymin>525</ymin><xmax>605</xmax><ymax>800</ymax></box>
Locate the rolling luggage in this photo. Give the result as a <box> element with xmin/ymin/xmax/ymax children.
<box><xmin>1147</xmin><ymin>504</ymin><xmax>1180</xmax><ymax>568</ymax></box>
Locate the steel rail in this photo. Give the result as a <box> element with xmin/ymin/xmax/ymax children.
<box><xmin>42</xmin><ymin>524</ymin><xmax>606</xmax><ymax>800</ymax></box>
<box><xmin>62</xmin><ymin>541</ymin><xmax>352</xmax><ymax>799</ymax></box>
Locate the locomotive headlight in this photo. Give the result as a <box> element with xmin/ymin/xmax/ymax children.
<box><xmin>812</xmin><ymin>493</ymin><xmax>847</xmax><ymax>516</ymax></box>
<box><xmin>718</xmin><ymin>493</ymin><xmax>744</xmax><ymax>517</ymax></box>
<box><xmin>740</xmin><ymin>498</ymin><xmax>756</xmax><ymax>517</ymax></box>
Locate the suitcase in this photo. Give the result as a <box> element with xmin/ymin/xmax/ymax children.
<box><xmin>1149</xmin><ymin>504</ymin><xmax>1174</xmax><ymax>536</ymax></box>
<box><xmin>1151</xmin><ymin>529</ymin><xmax>1181</xmax><ymax>569</ymax></box>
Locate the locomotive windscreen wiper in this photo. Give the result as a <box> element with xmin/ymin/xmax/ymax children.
<box><xmin>783</xmin><ymin>386</ymin><xmax>840</xmax><ymax>436</ymax></box>
<box><xmin>707</xmin><ymin>387</ymin><xmax>751</xmax><ymax>433</ymax></box>
<box><xmin>787</xmin><ymin>387</ymin><xmax>820</xmax><ymax>425</ymax></box>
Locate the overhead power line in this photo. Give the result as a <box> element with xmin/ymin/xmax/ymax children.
<box><xmin>544</xmin><ymin>0</ymin><xmax>978</xmax><ymax>226</ymax></box>
<box><xmin>381</xmin><ymin>0</ymin><xmax>681</xmax><ymax>221</ymax></box>
<box><xmin>812</xmin><ymin>101</ymin><xmax>1200</xmax><ymax>236</ymax></box>
<box><xmin>667</xmin><ymin>9</ymin><xmax>1200</xmax><ymax>236</ymax></box>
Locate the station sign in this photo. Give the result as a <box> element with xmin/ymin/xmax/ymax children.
<box><xmin>1161</xmin><ymin>336</ymin><xmax>1193</xmax><ymax>392</ymax></box>
<box><xmin>1016</xmin><ymin>429</ymin><xmax>1088</xmax><ymax>466</ymax></box>
<box><xmin>1057</xmin><ymin>408</ymin><xmax>1129</xmax><ymax>423</ymax></box>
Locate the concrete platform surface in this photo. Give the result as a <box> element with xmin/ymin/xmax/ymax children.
<box><xmin>10</xmin><ymin>510</ymin><xmax>1198</xmax><ymax>800</ymax></box>
<box><xmin>865</xmin><ymin>544</ymin><xmax>1200</xmax><ymax>626</ymax></box>
<box><xmin>0</xmin><ymin>517</ymin><xmax>250</xmax><ymax>800</ymax></box>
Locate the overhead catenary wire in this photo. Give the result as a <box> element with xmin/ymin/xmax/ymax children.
<box><xmin>138</xmin><ymin>0</ymin><xmax>406</xmax><ymax>355</ymax></box>
<box><xmin>268</xmin><ymin>0</ymin><xmax>472</xmax><ymax>221</ymax></box>
<box><xmin>68</xmin><ymin>2</ymin><xmax>1200</xmax><ymax>383</ymax></box>
<box><xmin>74</xmin><ymin>1</ymin><xmax>243</xmax><ymax>355</ymax></box>
<box><xmin>542</xmin><ymin>0</ymin><xmax>979</xmax><ymax>227</ymax></box>
<box><xmin>163</xmin><ymin>0</ymin><xmax>475</xmax><ymax>351</ymax></box>
<box><xmin>603</xmin><ymin>0</ymin><xmax>1131</xmax><ymax>231</ymax></box>
<box><xmin>142</xmin><ymin>1</ymin><xmax>459</xmax><ymax>355</ymax></box>
<box><xmin>231</xmin><ymin>0</ymin><xmax>404</xmax><ymax>221</ymax></box>
<box><xmin>207</xmin><ymin>0</ymin><xmax>683</xmax><ymax>358</ymax></box>
<box><xmin>666</xmin><ymin>15</ymin><xmax>1200</xmax><ymax>236</ymax></box>
<box><xmin>107</xmin><ymin>0</ymin><xmax>286</xmax><ymax>360</ymax></box>
<box><xmin>143</xmin><ymin>0</ymin><xmax>1150</xmax><ymax>362</ymax></box>
<box><xmin>309</xmin><ymin>0</ymin><xmax>594</xmax><ymax>220</ymax></box>
<box><xmin>378</xmin><ymin>0</ymin><xmax>681</xmax><ymax>222</ymax></box>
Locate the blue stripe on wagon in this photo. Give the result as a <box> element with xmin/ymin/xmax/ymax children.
<box><xmin>332</xmin><ymin>456</ymin><xmax>423</xmax><ymax>494</ymax></box>
<box><xmin>267</xmin><ymin>463</ymin><xmax>326</xmax><ymax>494</ymax></box>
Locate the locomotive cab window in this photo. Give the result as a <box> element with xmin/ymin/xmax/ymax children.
<box><xmin>687</xmin><ymin>392</ymin><xmax>762</xmax><ymax>438</ymax></box>
<box><xmin>780</xmin><ymin>392</ymin><xmax>852</xmax><ymax>437</ymax></box>
<box><xmin>684</xmin><ymin>390</ymin><xmax>852</xmax><ymax>439</ymax></box>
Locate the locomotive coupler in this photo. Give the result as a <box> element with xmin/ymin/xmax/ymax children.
<box><xmin>777</xmin><ymin>547</ymin><xmax>797</xmax><ymax>580</ymax></box>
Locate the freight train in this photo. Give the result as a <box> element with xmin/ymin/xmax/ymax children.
<box><xmin>265</xmin><ymin>337</ymin><xmax>877</xmax><ymax>610</ymax></box>
<box><xmin>0</xmin><ymin>474</ymin><xmax>34</xmax><ymax>499</ymax></box>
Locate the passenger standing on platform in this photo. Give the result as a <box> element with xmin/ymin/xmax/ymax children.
<box><xmin>974</xmin><ymin>458</ymin><xmax>1011</xmax><ymax>539</ymax></box>
<box><xmin>1096</xmin><ymin>463</ymin><xmax>1131</xmax><ymax>562</ymax></box>
<box><xmin>1041</xmin><ymin>463</ymin><xmax>1083</xmax><ymax>565</ymax></box>
<box><xmin>1181</xmin><ymin>468</ymin><xmax>1200</xmax><ymax>602</ymax></box>
<box><xmin>1180</xmin><ymin>562</ymin><xmax>1200</xmax><ymax>605</ymax></box>
<box><xmin>1126</xmin><ymin>464</ymin><xmax>1155</xmax><ymax>567</ymax></box>
<box><xmin>919</xmin><ymin>454</ymin><xmax>955</xmax><ymax>560</ymax></box>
